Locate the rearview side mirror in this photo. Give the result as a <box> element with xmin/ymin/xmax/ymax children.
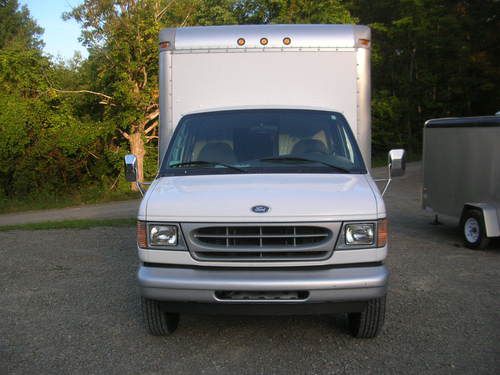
<box><xmin>388</xmin><ymin>149</ymin><xmax>406</xmax><ymax>177</ymax></box>
<box><xmin>124</xmin><ymin>154</ymin><xmax>138</xmax><ymax>182</ymax></box>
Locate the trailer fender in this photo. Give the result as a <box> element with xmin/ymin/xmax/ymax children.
<box><xmin>461</xmin><ymin>203</ymin><xmax>500</xmax><ymax>238</ymax></box>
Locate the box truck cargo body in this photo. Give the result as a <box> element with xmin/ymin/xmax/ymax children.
<box><xmin>124</xmin><ymin>24</ymin><xmax>406</xmax><ymax>338</ymax></box>
<box><xmin>158</xmin><ymin>24</ymin><xmax>372</xmax><ymax>167</ymax></box>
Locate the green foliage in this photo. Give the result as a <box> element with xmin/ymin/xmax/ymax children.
<box><xmin>0</xmin><ymin>0</ymin><xmax>122</xmax><ymax>203</ymax></box>
<box><xmin>0</xmin><ymin>0</ymin><xmax>43</xmax><ymax>49</ymax></box>
<box><xmin>235</xmin><ymin>0</ymin><xmax>355</xmax><ymax>24</ymax></box>
<box><xmin>371</xmin><ymin>91</ymin><xmax>405</xmax><ymax>154</ymax></box>
<box><xmin>0</xmin><ymin>46</ymin><xmax>49</xmax><ymax>95</ymax></box>
<box><xmin>181</xmin><ymin>0</ymin><xmax>239</xmax><ymax>25</ymax></box>
<box><xmin>64</xmin><ymin>0</ymin><xmax>164</xmax><ymax>127</ymax></box>
<box><xmin>347</xmin><ymin>0</ymin><xmax>500</xmax><ymax>155</ymax></box>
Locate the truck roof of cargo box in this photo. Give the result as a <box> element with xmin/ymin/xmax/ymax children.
<box><xmin>424</xmin><ymin>115</ymin><xmax>500</xmax><ymax>128</ymax></box>
<box><xmin>159</xmin><ymin>24</ymin><xmax>370</xmax><ymax>51</ymax></box>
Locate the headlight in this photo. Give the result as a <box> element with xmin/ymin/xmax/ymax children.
<box><xmin>345</xmin><ymin>223</ymin><xmax>374</xmax><ymax>245</ymax></box>
<box><xmin>149</xmin><ymin>224</ymin><xmax>178</xmax><ymax>247</ymax></box>
<box><xmin>336</xmin><ymin>220</ymin><xmax>387</xmax><ymax>249</ymax></box>
<box><xmin>137</xmin><ymin>222</ymin><xmax>186</xmax><ymax>249</ymax></box>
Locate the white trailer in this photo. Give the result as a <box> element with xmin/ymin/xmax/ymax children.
<box><xmin>125</xmin><ymin>24</ymin><xmax>406</xmax><ymax>338</ymax></box>
<box><xmin>422</xmin><ymin>115</ymin><xmax>500</xmax><ymax>248</ymax></box>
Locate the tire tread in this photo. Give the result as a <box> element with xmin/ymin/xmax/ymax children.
<box><xmin>141</xmin><ymin>297</ymin><xmax>179</xmax><ymax>336</ymax></box>
<box><xmin>348</xmin><ymin>296</ymin><xmax>385</xmax><ymax>338</ymax></box>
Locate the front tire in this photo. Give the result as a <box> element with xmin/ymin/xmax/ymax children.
<box><xmin>141</xmin><ymin>297</ymin><xmax>179</xmax><ymax>336</ymax></box>
<box><xmin>461</xmin><ymin>209</ymin><xmax>490</xmax><ymax>250</ymax></box>
<box><xmin>348</xmin><ymin>296</ymin><xmax>386</xmax><ymax>338</ymax></box>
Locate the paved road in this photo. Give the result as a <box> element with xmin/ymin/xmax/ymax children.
<box><xmin>1</xmin><ymin>164</ymin><xmax>499</xmax><ymax>374</ymax></box>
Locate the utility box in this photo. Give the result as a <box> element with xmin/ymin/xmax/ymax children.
<box><xmin>158</xmin><ymin>24</ymin><xmax>372</xmax><ymax>166</ymax></box>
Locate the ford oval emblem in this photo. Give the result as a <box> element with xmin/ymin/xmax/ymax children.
<box><xmin>252</xmin><ymin>205</ymin><xmax>270</xmax><ymax>213</ymax></box>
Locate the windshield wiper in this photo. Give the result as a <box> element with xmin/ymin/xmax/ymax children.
<box><xmin>258</xmin><ymin>156</ymin><xmax>351</xmax><ymax>173</ymax></box>
<box><xmin>169</xmin><ymin>160</ymin><xmax>247</xmax><ymax>173</ymax></box>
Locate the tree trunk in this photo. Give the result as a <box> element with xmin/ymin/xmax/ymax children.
<box><xmin>129</xmin><ymin>131</ymin><xmax>145</xmax><ymax>191</ymax></box>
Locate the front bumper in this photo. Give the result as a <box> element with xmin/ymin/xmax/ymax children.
<box><xmin>138</xmin><ymin>263</ymin><xmax>388</xmax><ymax>314</ymax></box>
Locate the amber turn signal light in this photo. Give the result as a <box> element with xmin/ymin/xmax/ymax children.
<box><xmin>137</xmin><ymin>221</ymin><xmax>147</xmax><ymax>248</ymax></box>
<box><xmin>377</xmin><ymin>218</ymin><xmax>388</xmax><ymax>247</ymax></box>
<box><xmin>358</xmin><ymin>38</ymin><xmax>370</xmax><ymax>47</ymax></box>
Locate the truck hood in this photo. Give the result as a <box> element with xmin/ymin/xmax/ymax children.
<box><xmin>141</xmin><ymin>173</ymin><xmax>382</xmax><ymax>222</ymax></box>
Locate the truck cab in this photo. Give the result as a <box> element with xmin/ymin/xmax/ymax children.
<box><xmin>125</xmin><ymin>25</ymin><xmax>405</xmax><ymax>338</ymax></box>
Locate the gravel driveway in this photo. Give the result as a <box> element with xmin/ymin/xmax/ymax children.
<box><xmin>0</xmin><ymin>199</ymin><xmax>140</xmax><ymax>226</ymax></box>
<box><xmin>1</xmin><ymin>164</ymin><xmax>499</xmax><ymax>374</ymax></box>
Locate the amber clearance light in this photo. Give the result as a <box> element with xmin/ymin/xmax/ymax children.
<box><xmin>237</xmin><ymin>37</ymin><xmax>246</xmax><ymax>46</ymax></box>
<box><xmin>358</xmin><ymin>38</ymin><xmax>370</xmax><ymax>47</ymax></box>
<box><xmin>260</xmin><ymin>37</ymin><xmax>268</xmax><ymax>46</ymax></box>
<box><xmin>159</xmin><ymin>41</ymin><xmax>171</xmax><ymax>49</ymax></box>
<box><xmin>283</xmin><ymin>37</ymin><xmax>291</xmax><ymax>45</ymax></box>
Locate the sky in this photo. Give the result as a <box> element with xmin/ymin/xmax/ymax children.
<box><xmin>19</xmin><ymin>0</ymin><xmax>87</xmax><ymax>61</ymax></box>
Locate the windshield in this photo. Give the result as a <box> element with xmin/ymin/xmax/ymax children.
<box><xmin>161</xmin><ymin>109</ymin><xmax>366</xmax><ymax>176</ymax></box>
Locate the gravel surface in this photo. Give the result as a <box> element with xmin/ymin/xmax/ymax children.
<box><xmin>1</xmin><ymin>164</ymin><xmax>499</xmax><ymax>374</ymax></box>
<box><xmin>0</xmin><ymin>199</ymin><xmax>140</xmax><ymax>226</ymax></box>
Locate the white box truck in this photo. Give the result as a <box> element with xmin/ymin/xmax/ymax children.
<box><xmin>124</xmin><ymin>24</ymin><xmax>405</xmax><ymax>338</ymax></box>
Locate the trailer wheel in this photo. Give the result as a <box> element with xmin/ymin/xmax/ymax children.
<box><xmin>141</xmin><ymin>297</ymin><xmax>179</xmax><ymax>336</ymax></box>
<box><xmin>461</xmin><ymin>209</ymin><xmax>490</xmax><ymax>249</ymax></box>
<box><xmin>348</xmin><ymin>296</ymin><xmax>386</xmax><ymax>338</ymax></box>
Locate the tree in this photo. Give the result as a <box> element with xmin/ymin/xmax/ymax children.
<box><xmin>0</xmin><ymin>0</ymin><xmax>47</xmax><ymax>196</ymax></box>
<box><xmin>0</xmin><ymin>0</ymin><xmax>112</xmax><ymax>200</ymax></box>
<box><xmin>235</xmin><ymin>0</ymin><xmax>354</xmax><ymax>24</ymax></box>
<box><xmin>347</xmin><ymin>0</ymin><xmax>500</xmax><ymax>156</ymax></box>
<box><xmin>0</xmin><ymin>0</ymin><xmax>43</xmax><ymax>49</ymax></box>
<box><xmin>63</xmin><ymin>0</ymin><xmax>239</xmax><ymax>189</ymax></box>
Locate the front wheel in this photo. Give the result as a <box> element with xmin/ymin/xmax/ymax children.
<box><xmin>461</xmin><ymin>209</ymin><xmax>490</xmax><ymax>250</ymax></box>
<box><xmin>348</xmin><ymin>296</ymin><xmax>386</xmax><ymax>338</ymax></box>
<box><xmin>141</xmin><ymin>297</ymin><xmax>179</xmax><ymax>336</ymax></box>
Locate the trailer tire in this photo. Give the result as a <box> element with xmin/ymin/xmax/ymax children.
<box><xmin>348</xmin><ymin>296</ymin><xmax>386</xmax><ymax>338</ymax></box>
<box><xmin>461</xmin><ymin>209</ymin><xmax>490</xmax><ymax>250</ymax></box>
<box><xmin>141</xmin><ymin>297</ymin><xmax>179</xmax><ymax>336</ymax></box>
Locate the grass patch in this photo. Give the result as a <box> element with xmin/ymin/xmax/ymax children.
<box><xmin>0</xmin><ymin>218</ymin><xmax>136</xmax><ymax>232</ymax></box>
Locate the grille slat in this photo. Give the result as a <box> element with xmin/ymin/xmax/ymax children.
<box><xmin>190</xmin><ymin>225</ymin><xmax>333</xmax><ymax>261</ymax></box>
<box><xmin>195</xmin><ymin>233</ymin><xmax>329</xmax><ymax>239</ymax></box>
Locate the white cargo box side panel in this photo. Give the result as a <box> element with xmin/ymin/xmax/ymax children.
<box><xmin>166</xmin><ymin>51</ymin><xmax>360</xmax><ymax>155</ymax></box>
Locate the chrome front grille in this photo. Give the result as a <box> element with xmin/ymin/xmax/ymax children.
<box><xmin>182</xmin><ymin>223</ymin><xmax>341</xmax><ymax>262</ymax></box>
